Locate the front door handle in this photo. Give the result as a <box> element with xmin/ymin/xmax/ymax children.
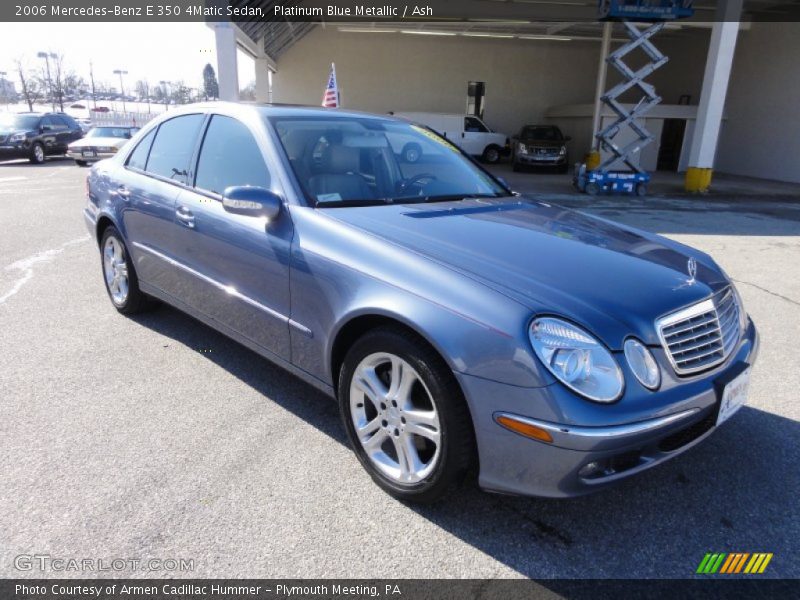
<box><xmin>175</xmin><ymin>206</ymin><xmax>195</xmax><ymax>228</ymax></box>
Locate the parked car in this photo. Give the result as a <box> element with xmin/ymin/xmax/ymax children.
<box><xmin>76</xmin><ymin>118</ymin><xmax>94</xmax><ymax>134</ymax></box>
<box><xmin>84</xmin><ymin>103</ymin><xmax>758</xmax><ymax>502</ymax></box>
<box><xmin>67</xmin><ymin>126</ymin><xmax>140</xmax><ymax>166</ymax></box>
<box><xmin>393</xmin><ymin>112</ymin><xmax>509</xmax><ymax>163</ymax></box>
<box><xmin>0</xmin><ymin>112</ymin><xmax>83</xmax><ymax>164</ymax></box>
<box><xmin>512</xmin><ymin>124</ymin><xmax>571</xmax><ymax>173</ymax></box>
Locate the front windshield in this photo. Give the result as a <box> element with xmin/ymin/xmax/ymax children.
<box><xmin>521</xmin><ymin>126</ymin><xmax>561</xmax><ymax>141</ymax></box>
<box><xmin>0</xmin><ymin>114</ymin><xmax>40</xmax><ymax>130</ymax></box>
<box><xmin>269</xmin><ymin>116</ymin><xmax>508</xmax><ymax>206</ymax></box>
<box><xmin>87</xmin><ymin>127</ymin><xmax>137</xmax><ymax>139</ymax></box>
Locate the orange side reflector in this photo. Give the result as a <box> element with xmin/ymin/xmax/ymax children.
<box><xmin>496</xmin><ymin>415</ymin><xmax>553</xmax><ymax>443</ymax></box>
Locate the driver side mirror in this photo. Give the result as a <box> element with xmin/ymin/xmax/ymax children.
<box><xmin>222</xmin><ymin>186</ymin><xmax>282</xmax><ymax>221</ymax></box>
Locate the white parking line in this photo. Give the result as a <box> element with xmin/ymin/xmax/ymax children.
<box><xmin>0</xmin><ymin>176</ymin><xmax>27</xmax><ymax>183</ymax></box>
<box><xmin>0</xmin><ymin>235</ymin><xmax>90</xmax><ymax>305</ymax></box>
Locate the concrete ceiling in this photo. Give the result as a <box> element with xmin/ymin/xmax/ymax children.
<box><xmin>225</xmin><ymin>0</ymin><xmax>800</xmax><ymax>60</ymax></box>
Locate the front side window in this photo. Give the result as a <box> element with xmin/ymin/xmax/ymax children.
<box><xmin>270</xmin><ymin>116</ymin><xmax>507</xmax><ymax>207</ymax></box>
<box><xmin>145</xmin><ymin>114</ymin><xmax>204</xmax><ymax>184</ymax></box>
<box><xmin>194</xmin><ymin>115</ymin><xmax>269</xmax><ymax>196</ymax></box>
<box><xmin>464</xmin><ymin>117</ymin><xmax>489</xmax><ymax>133</ymax></box>
<box><xmin>125</xmin><ymin>128</ymin><xmax>156</xmax><ymax>171</ymax></box>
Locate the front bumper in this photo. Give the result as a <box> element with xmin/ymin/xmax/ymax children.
<box><xmin>515</xmin><ymin>153</ymin><xmax>567</xmax><ymax>166</ymax></box>
<box><xmin>0</xmin><ymin>145</ymin><xmax>30</xmax><ymax>160</ymax></box>
<box><xmin>459</xmin><ymin>319</ymin><xmax>759</xmax><ymax>498</ymax></box>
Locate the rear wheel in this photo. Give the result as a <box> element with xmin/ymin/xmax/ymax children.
<box><xmin>100</xmin><ymin>226</ymin><xmax>152</xmax><ymax>314</ymax></box>
<box><xmin>636</xmin><ymin>183</ymin><xmax>648</xmax><ymax>197</ymax></box>
<box><xmin>75</xmin><ymin>160</ymin><xmax>88</xmax><ymax>167</ymax></box>
<box><xmin>338</xmin><ymin>327</ymin><xmax>476</xmax><ymax>503</ymax></box>
<box><xmin>29</xmin><ymin>142</ymin><xmax>45</xmax><ymax>164</ymax></box>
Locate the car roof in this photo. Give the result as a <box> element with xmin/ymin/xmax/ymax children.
<box><xmin>164</xmin><ymin>101</ymin><xmax>401</xmax><ymax>123</ymax></box>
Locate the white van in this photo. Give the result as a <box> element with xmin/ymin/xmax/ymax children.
<box><xmin>392</xmin><ymin>112</ymin><xmax>510</xmax><ymax>164</ymax></box>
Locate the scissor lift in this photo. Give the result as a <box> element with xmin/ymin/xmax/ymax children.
<box><xmin>574</xmin><ymin>1</ymin><xmax>694</xmax><ymax>196</ymax></box>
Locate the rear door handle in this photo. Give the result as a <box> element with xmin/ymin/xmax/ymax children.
<box><xmin>175</xmin><ymin>206</ymin><xmax>195</xmax><ymax>228</ymax></box>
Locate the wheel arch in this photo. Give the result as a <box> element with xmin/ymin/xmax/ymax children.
<box><xmin>329</xmin><ymin>310</ymin><xmax>458</xmax><ymax>396</ymax></box>
<box><xmin>95</xmin><ymin>214</ymin><xmax>118</xmax><ymax>246</ymax></box>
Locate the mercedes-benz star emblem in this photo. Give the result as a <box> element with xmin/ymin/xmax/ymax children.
<box><xmin>687</xmin><ymin>257</ymin><xmax>697</xmax><ymax>285</ymax></box>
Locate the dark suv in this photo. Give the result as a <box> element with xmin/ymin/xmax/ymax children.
<box><xmin>511</xmin><ymin>125</ymin><xmax>571</xmax><ymax>173</ymax></box>
<box><xmin>0</xmin><ymin>112</ymin><xmax>84</xmax><ymax>164</ymax></box>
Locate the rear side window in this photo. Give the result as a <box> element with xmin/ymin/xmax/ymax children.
<box><xmin>59</xmin><ymin>114</ymin><xmax>79</xmax><ymax>129</ymax></box>
<box><xmin>126</xmin><ymin>128</ymin><xmax>156</xmax><ymax>171</ymax></box>
<box><xmin>145</xmin><ymin>114</ymin><xmax>204</xmax><ymax>184</ymax></box>
<box><xmin>194</xmin><ymin>115</ymin><xmax>269</xmax><ymax>195</ymax></box>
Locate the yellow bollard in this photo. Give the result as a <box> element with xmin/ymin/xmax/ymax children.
<box><xmin>585</xmin><ymin>151</ymin><xmax>601</xmax><ymax>170</ymax></box>
<box><xmin>685</xmin><ymin>167</ymin><xmax>713</xmax><ymax>193</ymax></box>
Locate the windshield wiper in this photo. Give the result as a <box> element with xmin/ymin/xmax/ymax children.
<box><xmin>415</xmin><ymin>193</ymin><xmax>511</xmax><ymax>204</ymax></box>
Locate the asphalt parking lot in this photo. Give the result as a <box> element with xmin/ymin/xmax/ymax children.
<box><xmin>1</xmin><ymin>159</ymin><xmax>798</xmax><ymax>580</ymax></box>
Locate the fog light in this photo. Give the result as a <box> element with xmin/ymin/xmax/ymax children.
<box><xmin>495</xmin><ymin>414</ymin><xmax>553</xmax><ymax>443</ymax></box>
<box><xmin>578</xmin><ymin>461</ymin><xmax>605</xmax><ymax>478</ymax></box>
<box><xmin>624</xmin><ymin>338</ymin><xmax>660</xmax><ymax>390</ymax></box>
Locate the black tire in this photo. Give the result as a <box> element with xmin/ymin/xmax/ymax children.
<box><xmin>99</xmin><ymin>226</ymin><xmax>153</xmax><ymax>314</ymax></box>
<box><xmin>401</xmin><ymin>143</ymin><xmax>422</xmax><ymax>164</ymax></box>
<box><xmin>636</xmin><ymin>183</ymin><xmax>647</xmax><ymax>197</ymax></box>
<box><xmin>29</xmin><ymin>142</ymin><xmax>45</xmax><ymax>164</ymax></box>
<box><xmin>481</xmin><ymin>145</ymin><xmax>501</xmax><ymax>164</ymax></box>
<box><xmin>75</xmin><ymin>160</ymin><xmax>88</xmax><ymax>167</ymax></box>
<box><xmin>585</xmin><ymin>182</ymin><xmax>601</xmax><ymax>196</ymax></box>
<box><xmin>338</xmin><ymin>326</ymin><xmax>476</xmax><ymax>503</ymax></box>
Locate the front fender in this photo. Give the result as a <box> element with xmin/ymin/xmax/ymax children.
<box><xmin>287</xmin><ymin>206</ymin><xmax>553</xmax><ymax>389</ymax></box>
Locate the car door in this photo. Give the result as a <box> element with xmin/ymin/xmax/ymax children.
<box><xmin>58</xmin><ymin>114</ymin><xmax>84</xmax><ymax>145</ymax></box>
<box><xmin>40</xmin><ymin>116</ymin><xmax>60</xmax><ymax>154</ymax></box>
<box><xmin>116</xmin><ymin>114</ymin><xmax>205</xmax><ymax>295</ymax></box>
<box><xmin>462</xmin><ymin>116</ymin><xmax>490</xmax><ymax>155</ymax></box>
<box><xmin>168</xmin><ymin>113</ymin><xmax>293</xmax><ymax>360</ymax></box>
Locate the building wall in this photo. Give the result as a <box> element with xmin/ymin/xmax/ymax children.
<box><xmin>273</xmin><ymin>26</ymin><xmax>708</xmax><ymax>152</ymax></box>
<box><xmin>715</xmin><ymin>22</ymin><xmax>800</xmax><ymax>183</ymax></box>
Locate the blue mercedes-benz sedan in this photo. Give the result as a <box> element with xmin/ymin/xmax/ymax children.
<box><xmin>84</xmin><ymin>103</ymin><xmax>758</xmax><ymax>502</ymax></box>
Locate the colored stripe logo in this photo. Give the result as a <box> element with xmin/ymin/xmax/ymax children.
<box><xmin>697</xmin><ymin>553</ymin><xmax>773</xmax><ymax>574</ymax></box>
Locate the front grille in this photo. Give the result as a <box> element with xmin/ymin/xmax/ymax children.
<box><xmin>657</xmin><ymin>287</ymin><xmax>741</xmax><ymax>375</ymax></box>
<box><xmin>533</xmin><ymin>147</ymin><xmax>558</xmax><ymax>156</ymax></box>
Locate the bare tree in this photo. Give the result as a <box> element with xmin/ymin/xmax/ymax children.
<box><xmin>50</xmin><ymin>53</ymin><xmax>66</xmax><ymax>112</ymax></box>
<box><xmin>240</xmin><ymin>80</ymin><xmax>256</xmax><ymax>101</ymax></box>
<box><xmin>134</xmin><ymin>80</ymin><xmax>151</xmax><ymax>112</ymax></box>
<box><xmin>15</xmin><ymin>57</ymin><xmax>41</xmax><ymax>111</ymax></box>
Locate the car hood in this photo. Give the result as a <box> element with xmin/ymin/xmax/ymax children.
<box><xmin>69</xmin><ymin>137</ymin><xmax>126</xmax><ymax>148</ymax></box>
<box><xmin>323</xmin><ymin>197</ymin><xmax>727</xmax><ymax>349</ymax></box>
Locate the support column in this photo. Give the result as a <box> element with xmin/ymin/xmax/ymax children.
<box><xmin>685</xmin><ymin>0</ymin><xmax>742</xmax><ymax>192</ymax></box>
<box><xmin>212</xmin><ymin>22</ymin><xmax>239</xmax><ymax>101</ymax></box>
<box><xmin>587</xmin><ymin>21</ymin><xmax>613</xmax><ymax>169</ymax></box>
<box><xmin>255</xmin><ymin>58</ymin><xmax>273</xmax><ymax>103</ymax></box>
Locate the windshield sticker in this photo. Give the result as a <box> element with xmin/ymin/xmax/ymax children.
<box><xmin>410</xmin><ymin>125</ymin><xmax>459</xmax><ymax>153</ymax></box>
<box><xmin>316</xmin><ymin>192</ymin><xmax>342</xmax><ymax>202</ymax></box>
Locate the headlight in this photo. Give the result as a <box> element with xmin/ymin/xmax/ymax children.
<box><xmin>623</xmin><ymin>338</ymin><xmax>660</xmax><ymax>390</ymax></box>
<box><xmin>517</xmin><ymin>143</ymin><xmax>528</xmax><ymax>154</ymax></box>
<box><xmin>559</xmin><ymin>145</ymin><xmax>567</xmax><ymax>156</ymax></box>
<box><xmin>529</xmin><ymin>317</ymin><xmax>624</xmax><ymax>403</ymax></box>
<box><xmin>9</xmin><ymin>133</ymin><xmax>26</xmax><ymax>143</ymax></box>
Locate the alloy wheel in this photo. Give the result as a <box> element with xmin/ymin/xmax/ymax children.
<box><xmin>103</xmin><ymin>236</ymin><xmax>130</xmax><ymax>305</ymax></box>
<box><xmin>34</xmin><ymin>145</ymin><xmax>44</xmax><ymax>163</ymax></box>
<box><xmin>349</xmin><ymin>352</ymin><xmax>441</xmax><ymax>484</ymax></box>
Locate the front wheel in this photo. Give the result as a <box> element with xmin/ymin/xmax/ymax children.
<box><xmin>29</xmin><ymin>142</ymin><xmax>45</xmax><ymax>164</ymax></box>
<box><xmin>481</xmin><ymin>145</ymin><xmax>501</xmax><ymax>164</ymax></box>
<box><xmin>338</xmin><ymin>327</ymin><xmax>476</xmax><ymax>503</ymax></box>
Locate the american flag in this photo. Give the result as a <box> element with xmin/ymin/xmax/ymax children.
<box><xmin>321</xmin><ymin>63</ymin><xmax>339</xmax><ymax>108</ymax></box>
